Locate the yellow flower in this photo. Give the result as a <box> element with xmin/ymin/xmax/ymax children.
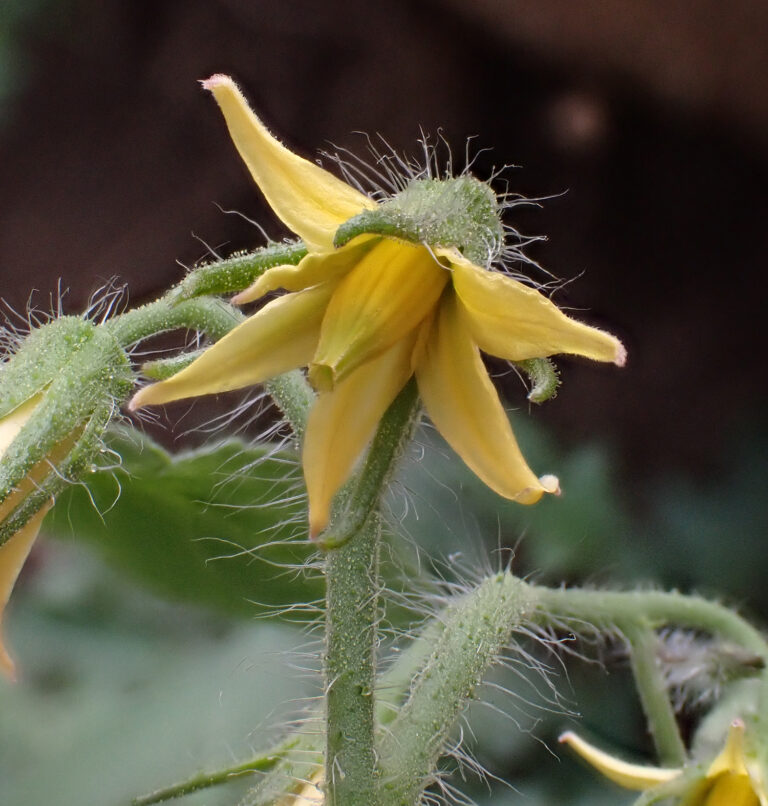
<box><xmin>0</xmin><ymin>396</ymin><xmax>53</xmax><ymax>681</ymax></box>
<box><xmin>130</xmin><ymin>75</ymin><xmax>625</xmax><ymax>537</ymax></box>
<box><xmin>560</xmin><ymin>720</ymin><xmax>768</xmax><ymax>806</ymax></box>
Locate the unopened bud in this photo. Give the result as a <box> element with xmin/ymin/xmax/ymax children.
<box><xmin>0</xmin><ymin>317</ymin><xmax>132</xmax><ymax>677</ymax></box>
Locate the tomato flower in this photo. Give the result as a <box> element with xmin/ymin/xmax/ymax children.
<box><xmin>130</xmin><ymin>75</ymin><xmax>625</xmax><ymax>537</ymax></box>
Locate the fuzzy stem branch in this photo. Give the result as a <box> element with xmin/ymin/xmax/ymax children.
<box><xmin>105</xmin><ymin>296</ymin><xmax>244</xmax><ymax>347</ymax></box>
<box><xmin>623</xmin><ymin>621</ymin><xmax>686</xmax><ymax>766</ymax></box>
<box><xmin>533</xmin><ymin>587</ymin><xmax>768</xmax><ymax>659</ymax></box>
<box><xmin>131</xmin><ymin>739</ymin><xmax>296</xmax><ymax>805</ymax></box>
<box><xmin>378</xmin><ymin>573</ymin><xmax>535</xmax><ymax>806</ymax></box>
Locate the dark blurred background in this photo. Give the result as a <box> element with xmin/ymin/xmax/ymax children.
<box><xmin>1</xmin><ymin>2</ymin><xmax>767</xmax><ymax>804</ymax></box>
<box><xmin>2</xmin><ymin>0</ymin><xmax>766</xmax><ymax>481</ymax></box>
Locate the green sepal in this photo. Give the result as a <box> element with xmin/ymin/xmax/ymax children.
<box><xmin>0</xmin><ymin>399</ymin><xmax>116</xmax><ymax>545</ymax></box>
<box><xmin>0</xmin><ymin>318</ymin><xmax>132</xmax><ymax>535</ymax></box>
<box><xmin>334</xmin><ymin>175</ymin><xmax>504</xmax><ymax>267</ymax></box>
<box><xmin>169</xmin><ymin>240</ymin><xmax>308</xmax><ymax>303</ymax></box>
<box><xmin>0</xmin><ymin>321</ymin><xmax>132</xmax><ymax>493</ymax></box>
<box><xmin>140</xmin><ymin>350</ymin><xmax>204</xmax><ymax>381</ymax></box>
<box><xmin>515</xmin><ymin>357</ymin><xmax>561</xmax><ymax>403</ymax></box>
<box><xmin>0</xmin><ymin>317</ymin><xmax>94</xmax><ymax>419</ymax></box>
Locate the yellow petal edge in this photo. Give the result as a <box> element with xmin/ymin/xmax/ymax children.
<box><xmin>202</xmin><ymin>74</ymin><xmax>375</xmax><ymax>252</ymax></box>
<box><xmin>559</xmin><ymin>731</ymin><xmax>681</xmax><ymax>791</ymax></box>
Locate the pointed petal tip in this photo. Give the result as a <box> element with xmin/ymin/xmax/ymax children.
<box><xmin>308</xmin><ymin>513</ymin><xmax>329</xmax><ymax>542</ymax></box>
<box><xmin>200</xmin><ymin>74</ymin><xmax>234</xmax><ymax>92</ymax></box>
<box><xmin>615</xmin><ymin>340</ymin><xmax>628</xmax><ymax>367</ymax></box>
<box><xmin>540</xmin><ymin>474</ymin><xmax>561</xmax><ymax>495</ymax></box>
<box><xmin>127</xmin><ymin>390</ymin><xmax>145</xmax><ymax>412</ymax></box>
<box><xmin>231</xmin><ymin>287</ymin><xmax>257</xmax><ymax>305</ymax></box>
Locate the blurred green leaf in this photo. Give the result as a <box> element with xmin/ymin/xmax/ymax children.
<box><xmin>46</xmin><ymin>427</ymin><xmax>322</xmax><ymax>618</ymax></box>
<box><xmin>2</xmin><ymin>542</ymin><xmax>313</xmax><ymax>806</ymax></box>
<box><xmin>392</xmin><ymin>417</ymin><xmax>640</xmax><ymax>582</ymax></box>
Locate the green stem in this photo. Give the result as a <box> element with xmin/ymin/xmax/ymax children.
<box><xmin>105</xmin><ymin>296</ymin><xmax>244</xmax><ymax>347</ymax></box>
<box><xmin>378</xmin><ymin>573</ymin><xmax>535</xmax><ymax>806</ymax></box>
<box><xmin>265</xmin><ymin>371</ymin><xmax>315</xmax><ymax>443</ymax></box>
<box><xmin>131</xmin><ymin>739</ymin><xmax>295</xmax><ymax>805</ymax></box>
<box><xmin>324</xmin><ymin>512</ymin><xmax>381</xmax><ymax>806</ymax></box>
<box><xmin>169</xmin><ymin>240</ymin><xmax>307</xmax><ymax>303</ymax></box>
<box><xmin>107</xmin><ymin>294</ymin><xmax>315</xmax><ymax>439</ymax></box>
<box><xmin>318</xmin><ymin>379</ymin><xmax>420</xmax><ymax>549</ymax></box>
<box><xmin>623</xmin><ymin>621</ymin><xmax>686</xmax><ymax>766</ymax></box>
<box><xmin>533</xmin><ymin>587</ymin><xmax>768</xmax><ymax>659</ymax></box>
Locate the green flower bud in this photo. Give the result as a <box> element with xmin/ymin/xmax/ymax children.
<box><xmin>0</xmin><ymin>317</ymin><xmax>132</xmax><ymax>678</ymax></box>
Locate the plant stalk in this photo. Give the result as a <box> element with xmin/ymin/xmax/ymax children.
<box><xmin>324</xmin><ymin>512</ymin><xmax>381</xmax><ymax>806</ymax></box>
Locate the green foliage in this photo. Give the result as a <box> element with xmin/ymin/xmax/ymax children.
<box><xmin>0</xmin><ymin>543</ymin><xmax>312</xmax><ymax>806</ymax></box>
<box><xmin>46</xmin><ymin>427</ymin><xmax>322</xmax><ymax>618</ymax></box>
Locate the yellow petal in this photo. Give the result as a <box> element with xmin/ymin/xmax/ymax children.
<box><xmin>202</xmin><ymin>75</ymin><xmax>376</xmax><ymax>251</ymax></box>
<box><xmin>559</xmin><ymin>731</ymin><xmax>681</xmax><ymax>791</ymax></box>
<box><xmin>303</xmin><ymin>334</ymin><xmax>415</xmax><ymax>537</ymax></box>
<box><xmin>446</xmin><ymin>250</ymin><xmax>626</xmax><ymax>366</ymax></box>
<box><xmin>0</xmin><ymin>396</ymin><xmax>42</xmax><ymax>462</ymax></box>
<box><xmin>233</xmin><ymin>237</ymin><xmax>375</xmax><ymax>304</ymax></box>
<box><xmin>415</xmin><ymin>292</ymin><xmax>558</xmax><ymax>504</ymax></box>
<box><xmin>309</xmin><ymin>240</ymin><xmax>448</xmax><ymax>391</ymax></box>
<box><xmin>130</xmin><ymin>282</ymin><xmax>336</xmax><ymax>410</ymax></box>
<box><xmin>708</xmin><ymin>721</ymin><xmax>751</xmax><ymax>778</ymax></box>
<box><xmin>0</xmin><ymin>502</ymin><xmax>51</xmax><ymax>681</ymax></box>
<box><xmin>703</xmin><ymin>774</ymin><xmax>760</xmax><ymax>806</ymax></box>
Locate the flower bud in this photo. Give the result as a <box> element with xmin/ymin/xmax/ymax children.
<box><xmin>0</xmin><ymin>317</ymin><xmax>132</xmax><ymax>678</ymax></box>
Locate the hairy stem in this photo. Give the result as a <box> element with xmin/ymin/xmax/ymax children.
<box><xmin>131</xmin><ymin>738</ymin><xmax>296</xmax><ymax>805</ymax></box>
<box><xmin>105</xmin><ymin>296</ymin><xmax>244</xmax><ymax>346</ymax></box>
<box><xmin>324</xmin><ymin>513</ymin><xmax>381</xmax><ymax>806</ymax></box>
<box><xmin>623</xmin><ymin>621</ymin><xmax>686</xmax><ymax>766</ymax></box>
<box><xmin>378</xmin><ymin>573</ymin><xmax>535</xmax><ymax>806</ymax></box>
<box><xmin>533</xmin><ymin>587</ymin><xmax>768</xmax><ymax>659</ymax></box>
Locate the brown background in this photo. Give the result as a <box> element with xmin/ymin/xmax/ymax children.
<box><xmin>1</xmin><ymin>0</ymin><xmax>766</xmax><ymax>484</ymax></box>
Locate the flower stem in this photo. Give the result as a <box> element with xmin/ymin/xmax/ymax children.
<box><xmin>533</xmin><ymin>587</ymin><xmax>768</xmax><ymax>659</ymax></box>
<box><xmin>377</xmin><ymin>572</ymin><xmax>534</xmax><ymax>806</ymax></box>
<box><xmin>104</xmin><ymin>296</ymin><xmax>244</xmax><ymax>347</ymax></box>
<box><xmin>324</xmin><ymin>512</ymin><xmax>381</xmax><ymax>806</ymax></box>
<box><xmin>623</xmin><ymin>620</ymin><xmax>686</xmax><ymax>766</ymax></box>
<box><xmin>130</xmin><ymin>738</ymin><xmax>296</xmax><ymax>805</ymax></box>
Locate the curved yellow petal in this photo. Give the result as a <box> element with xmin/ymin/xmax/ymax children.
<box><xmin>0</xmin><ymin>502</ymin><xmax>51</xmax><ymax>681</ymax></box>
<box><xmin>129</xmin><ymin>282</ymin><xmax>336</xmax><ymax>410</ymax></box>
<box><xmin>233</xmin><ymin>237</ymin><xmax>376</xmax><ymax>304</ymax></box>
<box><xmin>559</xmin><ymin>731</ymin><xmax>681</xmax><ymax>791</ymax></box>
<box><xmin>708</xmin><ymin>721</ymin><xmax>750</xmax><ymax>778</ymax></box>
<box><xmin>446</xmin><ymin>250</ymin><xmax>626</xmax><ymax>366</ymax></box>
<box><xmin>415</xmin><ymin>292</ymin><xmax>558</xmax><ymax>504</ymax></box>
<box><xmin>202</xmin><ymin>75</ymin><xmax>375</xmax><ymax>251</ymax></box>
<box><xmin>309</xmin><ymin>240</ymin><xmax>448</xmax><ymax>391</ymax></box>
<box><xmin>0</xmin><ymin>396</ymin><xmax>41</xmax><ymax>462</ymax></box>
<box><xmin>303</xmin><ymin>334</ymin><xmax>415</xmax><ymax>537</ymax></box>
<box><xmin>703</xmin><ymin>774</ymin><xmax>760</xmax><ymax>806</ymax></box>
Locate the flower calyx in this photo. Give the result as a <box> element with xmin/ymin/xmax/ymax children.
<box><xmin>334</xmin><ymin>174</ymin><xmax>504</xmax><ymax>268</ymax></box>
